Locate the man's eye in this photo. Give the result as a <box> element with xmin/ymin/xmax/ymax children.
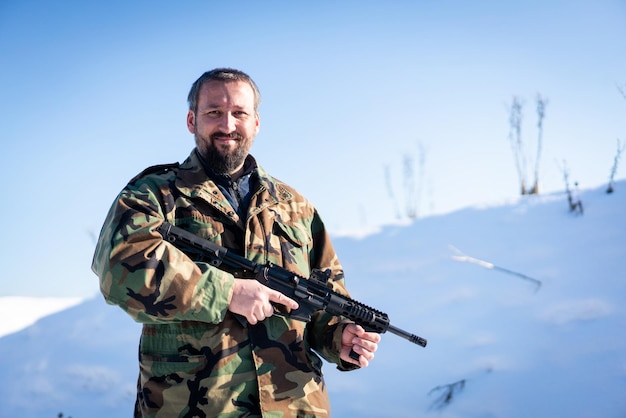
<box><xmin>233</xmin><ymin>111</ymin><xmax>248</xmax><ymax>118</ymax></box>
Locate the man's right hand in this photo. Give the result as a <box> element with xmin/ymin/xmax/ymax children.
<box><xmin>229</xmin><ymin>278</ymin><xmax>299</xmax><ymax>324</ymax></box>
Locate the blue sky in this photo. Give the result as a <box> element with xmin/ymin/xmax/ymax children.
<box><xmin>1</xmin><ymin>0</ymin><xmax>625</xmax><ymax>297</ymax></box>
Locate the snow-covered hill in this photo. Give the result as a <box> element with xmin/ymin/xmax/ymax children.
<box><xmin>1</xmin><ymin>182</ymin><xmax>625</xmax><ymax>418</ymax></box>
<box><xmin>0</xmin><ymin>297</ymin><xmax>84</xmax><ymax>338</ymax></box>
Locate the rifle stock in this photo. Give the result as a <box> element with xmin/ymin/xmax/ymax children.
<box><xmin>157</xmin><ymin>222</ymin><xmax>427</xmax><ymax>349</ymax></box>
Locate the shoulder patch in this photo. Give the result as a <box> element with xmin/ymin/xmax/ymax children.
<box><xmin>129</xmin><ymin>162</ymin><xmax>180</xmax><ymax>185</ymax></box>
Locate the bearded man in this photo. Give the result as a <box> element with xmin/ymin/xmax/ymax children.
<box><xmin>92</xmin><ymin>68</ymin><xmax>380</xmax><ymax>418</ymax></box>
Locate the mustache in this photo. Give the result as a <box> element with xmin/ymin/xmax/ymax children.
<box><xmin>210</xmin><ymin>132</ymin><xmax>244</xmax><ymax>141</ymax></box>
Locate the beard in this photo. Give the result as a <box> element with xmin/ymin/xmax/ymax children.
<box><xmin>195</xmin><ymin>132</ymin><xmax>252</xmax><ymax>175</ymax></box>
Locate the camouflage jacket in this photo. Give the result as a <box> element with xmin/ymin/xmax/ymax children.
<box><xmin>92</xmin><ymin>149</ymin><xmax>355</xmax><ymax>418</ymax></box>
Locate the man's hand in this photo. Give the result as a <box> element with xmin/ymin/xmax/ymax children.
<box><xmin>229</xmin><ymin>278</ymin><xmax>299</xmax><ymax>325</ymax></box>
<box><xmin>340</xmin><ymin>323</ymin><xmax>381</xmax><ymax>367</ymax></box>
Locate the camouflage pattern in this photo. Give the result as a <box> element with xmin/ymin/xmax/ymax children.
<box><xmin>92</xmin><ymin>149</ymin><xmax>356</xmax><ymax>418</ymax></box>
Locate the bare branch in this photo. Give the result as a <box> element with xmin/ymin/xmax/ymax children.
<box><xmin>384</xmin><ymin>164</ymin><xmax>401</xmax><ymax>219</ymax></box>
<box><xmin>530</xmin><ymin>93</ymin><xmax>548</xmax><ymax>194</ymax></box>
<box><xmin>617</xmin><ymin>83</ymin><xmax>626</xmax><ymax>101</ymax></box>
<box><xmin>507</xmin><ymin>96</ymin><xmax>527</xmax><ymax>194</ymax></box>
<box><xmin>402</xmin><ymin>153</ymin><xmax>416</xmax><ymax>219</ymax></box>
<box><xmin>450</xmin><ymin>245</ymin><xmax>542</xmax><ymax>291</ymax></box>
<box><xmin>401</xmin><ymin>141</ymin><xmax>428</xmax><ymax>219</ymax></box>
<box><xmin>556</xmin><ymin>159</ymin><xmax>583</xmax><ymax>214</ymax></box>
<box><xmin>607</xmin><ymin>138</ymin><xmax>626</xmax><ymax>193</ymax></box>
<box><xmin>428</xmin><ymin>379</ymin><xmax>466</xmax><ymax>410</ymax></box>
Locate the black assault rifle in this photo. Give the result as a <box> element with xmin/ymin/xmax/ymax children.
<box><xmin>157</xmin><ymin>222</ymin><xmax>427</xmax><ymax>352</ymax></box>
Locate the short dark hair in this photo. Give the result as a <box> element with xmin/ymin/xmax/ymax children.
<box><xmin>187</xmin><ymin>68</ymin><xmax>261</xmax><ymax>112</ymax></box>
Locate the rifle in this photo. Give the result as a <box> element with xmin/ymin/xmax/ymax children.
<box><xmin>157</xmin><ymin>222</ymin><xmax>427</xmax><ymax>355</ymax></box>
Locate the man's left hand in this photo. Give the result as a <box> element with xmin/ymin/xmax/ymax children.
<box><xmin>340</xmin><ymin>323</ymin><xmax>381</xmax><ymax>368</ymax></box>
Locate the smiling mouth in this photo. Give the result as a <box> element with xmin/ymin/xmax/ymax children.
<box><xmin>212</xmin><ymin>138</ymin><xmax>233</xmax><ymax>149</ymax></box>
<box><xmin>212</xmin><ymin>133</ymin><xmax>241</xmax><ymax>141</ymax></box>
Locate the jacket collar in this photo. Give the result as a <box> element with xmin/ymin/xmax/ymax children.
<box><xmin>175</xmin><ymin>149</ymin><xmax>293</xmax><ymax>213</ymax></box>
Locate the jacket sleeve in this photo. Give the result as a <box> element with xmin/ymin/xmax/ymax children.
<box><xmin>91</xmin><ymin>176</ymin><xmax>235</xmax><ymax>324</ymax></box>
<box><xmin>304</xmin><ymin>210</ymin><xmax>360</xmax><ymax>371</ymax></box>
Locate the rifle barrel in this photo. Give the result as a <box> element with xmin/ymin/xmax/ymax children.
<box><xmin>387</xmin><ymin>323</ymin><xmax>428</xmax><ymax>347</ymax></box>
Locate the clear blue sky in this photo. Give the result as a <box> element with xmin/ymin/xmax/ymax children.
<box><xmin>1</xmin><ymin>0</ymin><xmax>625</xmax><ymax>297</ymax></box>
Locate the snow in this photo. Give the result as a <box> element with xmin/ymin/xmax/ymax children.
<box><xmin>0</xmin><ymin>296</ymin><xmax>84</xmax><ymax>338</ymax></box>
<box><xmin>1</xmin><ymin>182</ymin><xmax>625</xmax><ymax>418</ymax></box>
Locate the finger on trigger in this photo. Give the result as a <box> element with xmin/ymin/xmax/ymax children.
<box><xmin>275</xmin><ymin>292</ymin><xmax>299</xmax><ymax>309</ymax></box>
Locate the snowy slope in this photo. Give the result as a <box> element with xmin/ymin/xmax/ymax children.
<box><xmin>0</xmin><ymin>297</ymin><xmax>84</xmax><ymax>338</ymax></box>
<box><xmin>1</xmin><ymin>182</ymin><xmax>625</xmax><ymax>418</ymax></box>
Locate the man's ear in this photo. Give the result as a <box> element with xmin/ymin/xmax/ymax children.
<box><xmin>254</xmin><ymin>113</ymin><xmax>260</xmax><ymax>134</ymax></box>
<box><xmin>186</xmin><ymin>110</ymin><xmax>196</xmax><ymax>134</ymax></box>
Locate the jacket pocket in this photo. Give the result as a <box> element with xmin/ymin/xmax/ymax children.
<box><xmin>136</xmin><ymin>352</ymin><xmax>212</xmax><ymax>415</ymax></box>
<box><xmin>172</xmin><ymin>207</ymin><xmax>226</xmax><ymax>243</ymax></box>
<box><xmin>270</xmin><ymin>222</ymin><xmax>312</xmax><ymax>273</ymax></box>
<box><xmin>139</xmin><ymin>351</ymin><xmax>207</xmax><ymax>379</ymax></box>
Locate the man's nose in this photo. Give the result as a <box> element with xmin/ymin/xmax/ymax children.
<box><xmin>218</xmin><ymin>113</ymin><xmax>237</xmax><ymax>133</ymax></box>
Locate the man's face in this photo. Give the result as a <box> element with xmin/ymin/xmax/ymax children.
<box><xmin>187</xmin><ymin>80</ymin><xmax>260</xmax><ymax>175</ymax></box>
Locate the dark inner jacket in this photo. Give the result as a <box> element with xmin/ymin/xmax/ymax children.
<box><xmin>196</xmin><ymin>149</ymin><xmax>258</xmax><ymax>257</ymax></box>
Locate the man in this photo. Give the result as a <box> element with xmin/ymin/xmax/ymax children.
<box><xmin>92</xmin><ymin>68</ymin><xmax>380</xmax><ymax>418</ymax></box>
